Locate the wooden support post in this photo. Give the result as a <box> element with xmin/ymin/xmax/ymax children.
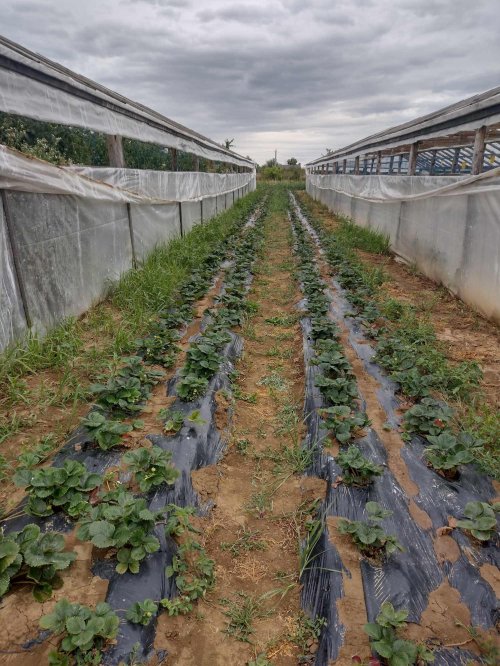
<box><xmin>363</xmin><ymin>158</ymin><xmax>368</xmax><ymax>174</ymax></box>
<box><xmin>370</xmin><ymin>157</ymin><xmax>375</xmax><ymax>174</ymax></box>
<box><xmin>451</xmin><ymin>147</ymin><xmax>461</xmax><ymax>174</ymax></box>
<box><xmin>376</xmin><ymin>151</ymin><xmax>382</xmax><ymax>175</ymax></box>
<box><xmin>106</xmin><ymin>134</ymin><xmax>125</xmax><ymax>168</ymax></box>
<box><xmin>429</xmin><ymin>150</ymin><xmax>437</xmax><ymax>175</ymax></box>
<box><xmin>354</xmin><ymin>156</ymin><xmax>360</xmax><ymax>175</ymax></box>
<box><xmin>194</xmin><ymin>156</ymin><xmax>200</xmax><ymax>171</ymax></box>
<box><xmin>398</xmin><ymin>155</ymin><xmax>403</xmax><ymax>173</ymax></box>
<box><xmin>388</xmin><ymin>155</ymin><xmax>394</xmax><ymax>174</ymax></box>
<box><xmin>408</xmin><ymin>142</ymin><xmax>419</xmax><ymax>175</ymax></box>
<box><xmin>171</xmin><ymin>148</ymin><xmax>178</xmax><ymax>171</ymax></box>
<box><xmin>471</xmin><ymin>125</ymin><xmax>487</xmax><ymax>175</ymax></box>
<box><xmin>342</xmin><ymin>158</ymin><xmax>347</xmax><ymax>174</ymax></box>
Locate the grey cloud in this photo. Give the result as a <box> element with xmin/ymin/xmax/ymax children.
<box><xmin>0</xmin><ymin>0</ymin><xmax>498</xmax><ymax>164</ymax></box>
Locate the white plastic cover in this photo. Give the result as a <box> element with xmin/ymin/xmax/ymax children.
<box><xmin>0</xmin><ymin>36</ymin><xmax>254</xmax><ymax>169</ymax></box>
<box><xmin>0</xmin><ymin>145</ymin><xmax>255</xmax><ymax>203</ymax></box>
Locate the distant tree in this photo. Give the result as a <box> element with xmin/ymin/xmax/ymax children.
<box><xmin>260</xmin><ymin>164</ymin><xmax>283</xmax><ymax>181</ymax></box>
<box><xmin>265</xmin><ymin>157</ymin><xmax>277</xmax><ymax>167</ymax></box>
<box><xmin>287</xmin><ymin>157</ymin><xmax>298</xmax><ymax>165</ymax></box>
<box><xmin>323</xmin><ymin>148</ymin><xmax>334</xmax><ymax>156</ymax></box>
<box><xmin>224</xmin><ymin>138</ymin><xmax>235</xmax><ymax>150</ymax></box>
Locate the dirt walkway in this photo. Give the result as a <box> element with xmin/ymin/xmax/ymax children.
<box><xmin>155</xmin><ymin>191</ymin><xmax>325</xmax><ymax>664</ymax></box>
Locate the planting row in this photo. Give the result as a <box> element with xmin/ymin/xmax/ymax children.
<box><xmin>0</xmin><ymin>192</ymin><xmax>267</xmax><ymax>665</ymax></box>
<box><xmin>289</xmin><ymin>193</ymin><xmax>498</xmax><ymax>666</ymax></box>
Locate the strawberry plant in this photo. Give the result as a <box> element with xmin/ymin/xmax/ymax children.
<box><xmin>336</xmin><ymin>445</ymin><xmax>383</xmax><ymax>485</ymax></box>
<box><xmin>455</xmin><ymin>501</ymin><xmax>500</xmax><ymax>542</ymax></box>
<box><xmin>364</xmin><ymin>602</ymin><xmax>434</xmax><ymax>665</ymax></box>
<box><xmin>315</xmin><ymin>375</ymin><xmax>358</xmax><ymax>405</ymax></box>
<box><xmin>90</xmin><ymin>356</ymin><xmax>163</xmax><ymax>414</ymax></box>
<box><xmin>163</xmin><ymin>538</ymin><xmax>215</xmax><ymax>616</ymax></box>
<box><xmin>402</xmin><ymin>398</ymin><xmax>454</xmax><ymax>440</ymax></box>
<box><xmin>0</xmin><ymin>524</ymin><xmax>76</xmax><ymax>601</ymax></box>
<box><xmin>40</xmin><ymin>599</ymin><xmax>119</xmax><ymax>664</ymax></box>
<box><xmin>14</xmin><ymin>460</ymin><xmax>102</xmax><ymax>518</ymax></box>
<box><xmin>135</xmin><ymin>330</ymin><xmax>180</xmax><ymax>367</ymax></box>
<box><xmin>338</xmin><ymin>502</ymin><xmax>403</xmax><ymax>559</ymax></box>
<box><xmin>176</xmin><ymin>374</ymin><xmax>209</xmax><ymax>401</ymax></box>
<box><xmin>165</xmin><ymin>504</ymin><xmax>198</xmax><ymax>537</ymax></box>
<box><xmin>322</xmin><ymin>406</ymin><xmax>370</xmax><ymax>444</ymax></box>
<box><xmin>313</xmin><ymin>349</ymin><xmax>351</xmax><ymax>376</ymax></box>
<box><xmin>159</xmin><ymin>408</ymin><xmax>185</xmax><ymax>433</ymax></box>
<box><xmin>311</xmin><ymin>317</ymin><xmax>340</xmax><ymax>341</ymax></box>
<box><xmin>81</xmin><ymin>411</ymin><xmax>132</xmax><ymax>450</ymax></box>
<box><xmin>77</xmin><ymin>488</ymin><xmax>164</xmax><ymax>574</ymax></box>
<box><xmin>424</xmin><ymin>432</ymin><xmax>483</xmax><ymax>478</ymax></box>
<box><xmin>122</xmin><ymin>446</ymin><xmax>178</xmax><ymax>492</ymax></box>
<box><xmin>126</xmin><ymin>598</ymin><xmax>159</xmax><ymax>626</ymax></box>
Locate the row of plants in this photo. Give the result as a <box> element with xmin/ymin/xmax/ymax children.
<box><xmin>175</xmin><ymin>202</ymin><xmax>267</xmax><ymax>402</ymax></box>
<box><xmin>0</xmin><ymin>196</ymin><xmax>269</xmax><ymax>664</ymax></box>
<box><xmin>294</xmin><ymin>198</ymin><xmax>499</xmax><ymax>544</ymax></box>
<box><xmin>290</xmin><ymin>204</ymin><xmax>404</xmax><ymax>564</ymax></box>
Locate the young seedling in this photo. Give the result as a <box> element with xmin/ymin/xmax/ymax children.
<box><xmin>338</xmin><ymin>502</ymin><xmax>403</xmax><ymax>560</ymax></box>
<box><xmin>81</xmin><ymin>411</ymin><xmax>132</xmax><ymax>450</ymax></box>
<box><xmin>455</xmin><ymin>501</ymin><xmax>500</xmax><ymax>542</ymax></box>
<box><xmin>40</xmin><ymin>599</ymin><xmax>119</xmax><ymax>664</ymax></box>
<box><xmin>122</xmin><ymin>446</ymin><xmax>179</xmax><ymax>492</ymax></box>
<box><xmin>163</xmin><ymin>539</ymin><xmax>215</xmax><ymax>616</ymax></box>
<box><xmin>0</xmin><ymin>524</ymin><xmax>76</xmax><ymax>601</ymax></box>
<box><xmin>364</xmin><ymin>602</ymin><xmax>434</xmax><ymax>665</ymax></box>
<box><xmin>14</xmin><ymin>460</ymin><xmax>102</xmax><ymax>518</ymax></box>
<box><xmin>336</xmin><ymin>446</ymin><xmax>383</xmax><ymax>486</ymax></box>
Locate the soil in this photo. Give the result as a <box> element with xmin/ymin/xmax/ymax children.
<box><xmin>154</xmin><ymin>203</ymin><xmax>323</xmax><ymax>664</ymax></box>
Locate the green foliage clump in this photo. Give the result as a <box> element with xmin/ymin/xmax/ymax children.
<box><xmin>424</xmin><ymin>432</ymin><xmax>483</xmax><ymax>478</ymax></box>
<box><xmin>126</xmin><ymin>598</ymin><xmax>159</xmax><ymax>626</ymax></box>
<box><xmin>336</xmin><ymin>445</ymin><xmax>383</xmax><ymax>485</ymax></box>
<box><xmin>322</xmin><ymin>406</ymin><xmax>370</xmax><ymax>444</ymax></box>
<box><xmin>14</xmin><ymin>460</ymin><xmax>102</xmax><ymax>518</ymax></box>
<box><xmin>455</xmin><ymin>501</ymin><xmax>500</xmax><ymax>542</ymax></box>
<box><xmin>77</xmin><ymin>488</ymin><xmax>163</xmax><ymax>574</ymax></box>
<box><xmin>162</xmin><ymin>539</ymin><xmax>215</xmax><ymax>616</ymax></box>
<box><xmin>81</xmin><ymin>411</ymin><xmax>132</xmax><ymax>450</ymax></box>
<box><xmin>122</xmin><ymin>446</ymin><xmax>179</xmax><ymax>492</ymax></box>
<box><xmin>338</xmin><ymin>502</ymin><xmax>403</xmax><ymax>560</ymax></box>
<box><xmin>402</xmin><ymin>398</ymin><xmax>454</xmax><ymax>440</ymax></box>
<box><xmin>40</xmin><ymin>599</ymin><xmax>119</xmax><ymax>665</ymax></box>
<box><xmin>0</xmin><ymin>524</ymin><xmax>76</xmax><ymax>601</ymax></box>
<box><xmin>364</xmin><ymin>602</ymin><xmax>434</xmax><ymax>666</ymax></box>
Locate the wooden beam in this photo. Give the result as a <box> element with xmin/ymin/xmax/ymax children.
<box><xmin>398</xmin><ymin>154</ymin><xmax>403</xmax><ymax>173</ymax></box>
<box><xmin>106</xmin><ymin>134</ymin><xmax>125</xmax><ymax>168</ymax></box>
<box><xmin>429</xmin><ymin>149</ymin><xmax>437</xmax><ymax>175</ymax></box>
<box><xmin>354</xmin><ymin>156</ymin><xmax>360</xmax><ymax>175</ymax></box>
<box><xmin>408</xmin><ymin>141</ymin><xmax>419</xmax><ymax>175</ymax></box>
<box><xmin>388</xmin><ymin>155</ymin><xmax>394</xmax><ymax>174</ymax></box>
<box><xmin>171</xmin><ymin>148</ymin><xmax>178</xmax><ymax>171</ymax></box>
<box><xmin>471</xmin><ymin>125</ymin><xmax>487</xmax><ymax>174</ymax></box>
<box><xmin>376</xmin><ymin>151</ymin><xmax>382</xmax><ymax>175</ymax></box>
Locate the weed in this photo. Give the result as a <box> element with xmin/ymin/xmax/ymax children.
<box><xmin>221</xmin><ymin>528</ymin><xmax>267</xmax><ymax>556</ymax></box>
<box><xmin>163</xmin><ymin>539</ymin><xmax>215</xmax><ymax>615</ymax></box>
<box><xmin>265</xmin><ymin>313</ymin><xmax>297</xmax><ymax>327</ymax></box>
<box><xmin>235</xmin><ymin>438</ymin><xmax>251</xmax><ymax>454</ymax></box>
<box><xmin>223</xmin><ymin>592</ymin><xmax>273</xmax><ymax>642</ymax></box>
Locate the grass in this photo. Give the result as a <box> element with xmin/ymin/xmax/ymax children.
<box><xmin>333</xmin><ymin>216</ymin><xmax>390</xmax><ymax>255</ymax></box>
<box><xmin>220</xmin><ymin>528</ymin><xmax>267</xmax><ymax>557</ymax></box>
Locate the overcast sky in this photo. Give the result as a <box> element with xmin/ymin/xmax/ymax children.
<box><xmin>1</xmin><ymin>0</ymin><xmax>499</xmax><ymax>164</ymax></box>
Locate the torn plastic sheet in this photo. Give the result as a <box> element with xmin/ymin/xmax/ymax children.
<box><xmin>292</xmin><ymin>199</ymin><xmax>498</xmax><ymax>665</ymax></box>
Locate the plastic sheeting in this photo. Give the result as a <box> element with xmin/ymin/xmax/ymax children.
<box><xmin>0</xmin><ymin>146</ymin><xmax>256</xmax><ymax>203</ymax></box>
<box><xmin>307</xmin><ymin>173</ymin><xmax>500</xmax><ymax>324</ymax></box>
<box><xmin>0</xmin><ymin>36</ymin><xmax>254</xmax><ymax>169</ymax></box>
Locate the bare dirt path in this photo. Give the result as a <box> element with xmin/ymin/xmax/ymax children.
<box><xmin>155</xmin><ymin>189</ymin><xmax>326</xmax><ymax>665</ymax></box>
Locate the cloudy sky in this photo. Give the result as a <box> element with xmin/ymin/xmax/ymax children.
<box><xmin>1</xmin><ymin>0</ymin><xmax>499</xmax><ymax>164</ymax></box>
